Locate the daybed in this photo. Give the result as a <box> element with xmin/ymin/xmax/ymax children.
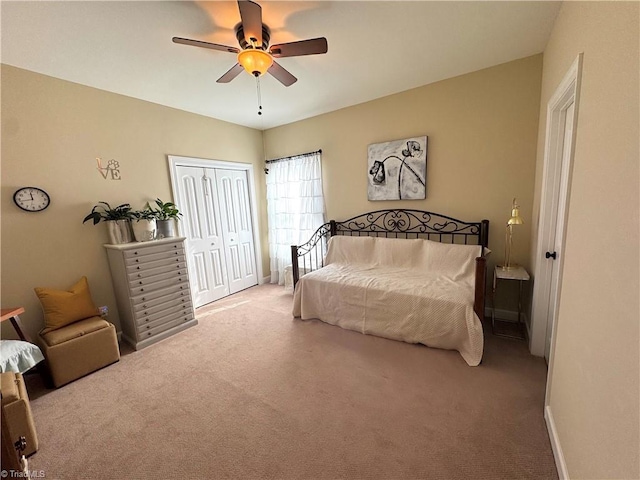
<box><xmin>291</xmin><ymin>210</ymin><xmax>489</xmax><ymax>366</ymax></box>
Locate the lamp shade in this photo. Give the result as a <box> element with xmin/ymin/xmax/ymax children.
<box><xmin>507</xmin><ymin>199</ymin><xmax>524</xmax><ymax>225</ymax></box>
<box><xmin>237</xmin><ymin>49</ymin><xmax>273</xmax><ymax>76</ymax></box>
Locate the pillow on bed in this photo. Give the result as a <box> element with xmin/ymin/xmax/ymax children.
<box><xmin>34</xmin><ymin>276</ymin><xmax>99</xmax><ymax>332</ymax></box>
<box><xmin>370</xmin><ymin>237</ymin><xmax>427</xmax><ymax>268</ymax></box>
<box><xmin>419</xmin><ymin>241</ymin><xmax>482</xmax><ymax>284</ymax></box>
<box><xmin>325</xmin><ymin>236</ymin><xmax>377</xmax><ymax>265</ymax></box>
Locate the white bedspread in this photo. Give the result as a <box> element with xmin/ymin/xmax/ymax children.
<box><xmin>292</xmin><ymin>236</ymin><xmax>484</xmax><ymax>365</ymax></box>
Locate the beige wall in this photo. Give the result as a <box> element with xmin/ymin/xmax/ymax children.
<box><xmin>1</xmin><ymin>65</ymin><xmax>269</xmax><ymax>339</ymax></box>
<box><xmin>265</xmin><ymin>55</ymin><xmax>543</xmax><ymax>304</ymax></box>
<box><xmin>533</xmin><ymin>2</ymin><xmax>639</xmax><ymax>479</ymax></box>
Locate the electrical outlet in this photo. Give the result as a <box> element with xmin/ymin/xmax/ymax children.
<box><xmin>99</xmin><ymin>306</ymin><xmax>109</xmax><ymax>318</ymax></box>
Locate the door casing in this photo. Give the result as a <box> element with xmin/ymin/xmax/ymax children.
<box><xmin>529</xmin><ymin>53</ymin><xmax>582</xmax><ymax>377</ymax></box>
<box><xmin>168</xmin><ymin>155</ymin><xmax>265</xmax><ymax>300</ymax></box>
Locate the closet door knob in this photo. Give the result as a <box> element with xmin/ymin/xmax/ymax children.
<box><xmin>545</xmin><ymin>251</ymin><xmax>557</xmax><ymax>260</ymax></box>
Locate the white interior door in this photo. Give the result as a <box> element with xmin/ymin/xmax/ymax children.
<box><xmin>530</xmin><ymin>54</ymin><xmax>582</xmax><ymax>365</ymax></box>
<box><xmin>543</xmin><ymin>101</ymin><xmax>575</xmax><ymax>362</ymax></box>
<box><xmin>175</xmin><ymin>165</ymin><xmax>229</xmax><ymax>307</ymax></box>
<box><xmin>215</xmin><ymin>169</ymin><xmax>258</xmax><ymax>294</ymax></box>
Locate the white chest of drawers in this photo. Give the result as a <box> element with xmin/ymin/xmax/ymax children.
<box><xmin>105</xmin><ymin>237</ymin><xmax>197</xmax><ymax>350</ymax></box>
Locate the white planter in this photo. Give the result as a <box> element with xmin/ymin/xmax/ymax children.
<box><xmin>106</xmin><ymin>220</ymin><xmax>133</xmax><ymax>245</ymax></box>
<box><xmin>156</xmin><ymin>219</ymin><xmax>176</xmax><ymax>239</ymax></box>
<box><xmin>132</xmin><ymin>219</ymin><xmax>157</xmax><ymax>242</ymax></box>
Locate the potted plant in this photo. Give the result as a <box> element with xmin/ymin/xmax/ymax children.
<box><xmin>131</xmin><ymin>208</ymin><xmax>157</xmax><ymax>242</ymax></box>
<box><xmin>83</xmin><ymin>202</ymin><xmax>134</xmax><ymax>244</ymax></box>
<box><xmin>150</xmin><ymin>198</ymin><xmax>182</xmax><ymax>239</ymax></box>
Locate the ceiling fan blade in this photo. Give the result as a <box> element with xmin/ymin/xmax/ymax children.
<box><xmin>217</xmin><ymin>63</ymin><xmax>244</xmax><ymax>83</ymax></box>
<box><xmin>269</xmin><ymin>38</ymin><xmax>328</xmax><ymax>58</ymax></box>
<box><xmin>268</xmin><ymin>61</ymin><xmax>297</xmax><ymax>87</ymax></box>
<box><xmin>172</xmin><ymin>37</ymin><xmax>239</xmax><ymax>54</ymax></box>
<box><xmin>237</xmin><ymin>0</ymin><xmax>262</xmax><ymax>46</ymax></box>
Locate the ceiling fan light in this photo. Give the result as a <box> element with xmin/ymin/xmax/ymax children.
<box><xmin>237</xmin><ymin>49</ymin><xmax>273</xmax><ymax>76</ymax></box>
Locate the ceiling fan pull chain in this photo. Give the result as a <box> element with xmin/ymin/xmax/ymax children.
<box><xmin>255</xmin><ymin>74</ymin><xmax>263</xmax><ymax>116</ymax></box>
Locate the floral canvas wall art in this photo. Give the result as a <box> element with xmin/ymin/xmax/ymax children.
<box><xmin>367</xmin><ymin>136</ymin><xmax>428</xmax><ymax>200</ymax></box>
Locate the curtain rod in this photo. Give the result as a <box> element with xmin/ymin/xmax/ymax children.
<box><xmin>265</xmin><ymin>149</ymin><xmax>322</xmax><ymax>165</ymax></box>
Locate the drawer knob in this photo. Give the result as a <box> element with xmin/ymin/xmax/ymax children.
<box><xmin>141</xmin><ymin>288</ymin><xmax>144</xmax><ymax>292</ymax></box>
<box><xmin>146</xmin><ymin>325</ymin><xmax>150</xmax><ymax>329</ymax></box>
<box><xmin>174</xmin><ymin>245</ymin><xmax>177</xmax><ymax>248</ymax></box>
<box><xmin>148</xmin><ymin>332</ymin><xmax>152</xmax><ymax>336</ymax></box>
<box><xmin>136</xmin><ymin>259</ymin><xmax>139</xmax><ymax>263</ymax></box>
<box><xmin>134</xmin><ymin>252</ymin><xmax>138</xmax><ymax>255</ymax></box>
<box><xmin>144</xmin><ymin>311</ymin><xmax>148</xmax><ymax>315</ymax></box>
<box><xmin>137</xmin><ymin>274</ymin><xmax>141</xmax><ymax>278</ymax></box>
<box><xmin>139</xmin><ymin>281</ymin><xmax>143</xmax><ymax>285</ymax></box>
<box><xmin>145</xmin><ymin>319</ymin><xmax>149</xmax><ymax>322</ymax></box>
<box><xmin>137</xmin><ymin>266</ymin><xmax>140</xmax><ymax>270</ymax></box>
<box><xmin>143</xmin><ymin>304</ymin><xmax>147</xmax><ymax>308</ymax></box>
<box><xmin>142</xmin><ymin>297</ymin><xmax>146</xmax><ymax>301</ymax></box>
<box><xmin>175</xmin><ymin>252</ymin><xmax>178</xmax><ymax>255</ymax></box>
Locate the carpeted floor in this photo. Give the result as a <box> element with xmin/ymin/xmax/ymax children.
<box><xmin>24</xmin><ymin>284</ymin><xmax>558</xmax><ymax>479</ymax></box>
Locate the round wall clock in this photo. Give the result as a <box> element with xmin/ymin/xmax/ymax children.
<box><xmin>13</xmin><ymin>187</ymin><xmax>51</xmax><ymax>212</ymax></box>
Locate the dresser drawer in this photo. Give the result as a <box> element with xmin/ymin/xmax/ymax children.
<box><xmin>127</xmin><ymin>262</ymin><xmax>188</xmax><ymax>281</ymax></box>
<box><xmin>137</xmin><ymin>316</ymin><xmax>192</xmax><ymax>341</ymax></box>
<box><xmin>128</xmin><ymin>269</ymin><xmax>188</xmax><ymax>289</ymax></box>
<box><xmin>133</xmin><ymin>290</ymin><xmax>191</xmax><ymax>313</ymax></box>
<box><xmin>134</xmin><ymin>297</ymin><xmax>191</xmax><ymax>319</ymax></box>
<box><xmin>123</xmin><ymin>242</ymin><xmax>183</xmax><ymax>259</ymax></box>
<box><xmin>136</xmin><ymin>308</ymin><xmax>189</xmax><ymax>332</ymax></box>
<box><xmin>135</xmin><ymin>301</ymin><xmax>193</xmax><ymax>325</ymax></box>
<box><xmin>126</xmin><ymin>255</ymin><xmax>186</xmax><ymax>273</ymax></box>
<box><xmin>125</xmin><ymin>250</ymin><xmax>185</xmax><ymax>267</ymax></box>
<box><xmin>128</xmin><ymin>275</ymin><xmax>189</xmax><ymax>296</ymax></box>
<box><xmin>131</xmin><ymin>283</ymin><xmax>191</xmax><ymax>305</ymax></box>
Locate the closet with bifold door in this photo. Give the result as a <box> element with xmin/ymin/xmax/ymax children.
<box><xmin>175</xmin><ymin>165</ymin><xmax>258</xmax><ymax>308</ymax></box>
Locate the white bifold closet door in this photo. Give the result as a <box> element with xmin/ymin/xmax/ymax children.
<box><xmin>175</xmin><ymin>166</ymin><xmax>258</xmax><ymax>308</ymax></box>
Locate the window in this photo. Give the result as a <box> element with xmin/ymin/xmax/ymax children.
<box><xmin>266</xmin><ymin>151</ymin><xmax>325</xmax><ymax>285</ymax></box>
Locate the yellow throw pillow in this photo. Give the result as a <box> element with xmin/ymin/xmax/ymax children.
<box><xmin>35</xmin><ymin>276</ymin><xmax>99</xmax><ymax>332</ymax></box>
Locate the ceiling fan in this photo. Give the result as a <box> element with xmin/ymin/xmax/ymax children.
<box><xmin>172</xmin><ymin>0</ymin><xmax>328</xmax><ymax>87</ymax></box>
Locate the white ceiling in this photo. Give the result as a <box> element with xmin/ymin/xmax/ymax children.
<box><xmin>1</xmin><ymin>1</ymin><xmax>561</xmax><ymax>130</ymax></box>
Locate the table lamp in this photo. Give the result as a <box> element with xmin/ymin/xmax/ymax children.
<box><xmin>502</xmin><ymin>198</ymin><xmax>524</xmax><ymax>270</ymax></box>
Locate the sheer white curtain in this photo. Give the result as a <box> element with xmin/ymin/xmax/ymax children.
<box><xmin>266</xmin><ymin>151</ymin><xmax>325</xmax><ymax>285</ymax></box>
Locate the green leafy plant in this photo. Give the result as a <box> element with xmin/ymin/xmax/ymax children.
<box><xmin>151</xmin><ymin>198</ymin><xmax>182</xmax><ymax>221</ymax></box>
<box><xmin>132</xmin><ymin>208</ymin><xmax>157</xmax><ymax>221</ymax></box>
<box><xmin>83</xmin><ymin>202</ymin><xmax>133</xmax><ymax>225</ymax></box>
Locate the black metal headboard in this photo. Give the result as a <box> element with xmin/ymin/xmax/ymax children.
<box><xmin>291</xmin><ymin>209</ymin><xmax>489</xmax><ymax>285</ymax></box>
<box><xmin>290</xmin><ymin>209</ymin><xmax>490</xmax><ymax>321</ymax></box>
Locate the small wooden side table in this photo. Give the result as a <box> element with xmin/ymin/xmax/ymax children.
<box><xmin>491</xmin><ymin>266</ymin><xmax>530</xmax><ymax>340</ymax></box>
<box><xmin>1</xmin><ymin>307</ymin><xmax>32</xmax><ymax>343</ymax></box>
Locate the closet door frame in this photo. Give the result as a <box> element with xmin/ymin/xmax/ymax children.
<box><xmin>167</xmin><ymin>155</ymin><xmax>265</xmax><ymax>287</ymax></box>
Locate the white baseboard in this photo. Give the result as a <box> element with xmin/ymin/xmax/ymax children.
<box><xmin>545</xmin><ymin>406</ymin><xmax>569</xmax><ymax>480</ymax></box>
<box><xmin>116</xmin><ymin>331</ymin><xmax>123</xmax><ymax>343</ymax></box>
<box><xmin>261</xmin><ymin>275</ymin><xmax>271</xmax><ymax>285</ymax></box>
